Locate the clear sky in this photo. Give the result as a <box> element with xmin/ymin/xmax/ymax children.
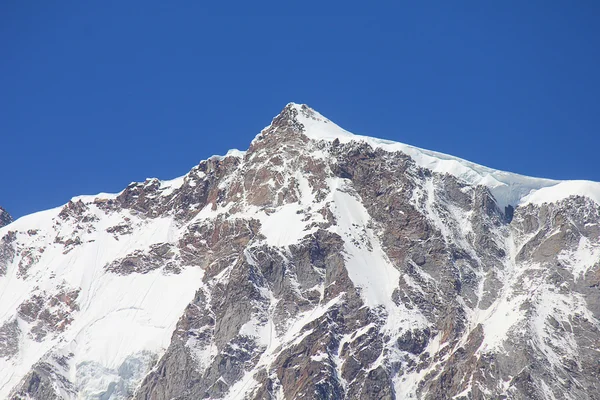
<box><xmin>2</xmin><ymin>2</ymin><xmax>599</xmax><ymax>218</ymax></box>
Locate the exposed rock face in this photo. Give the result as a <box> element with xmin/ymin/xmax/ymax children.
<box><xmin>0</xmin><ymin>320</ymin><xmax>20</xmax><ymax>359</ymax></box>
<box><xmin>17</xmin><ymin>287</ymin><xmax>80</xmax><ymax>342</ymax></box>
<box><xmin>0</xmin><ymin>207</ymin><xmax>12</xmax><ymax>228</ymax></box>
<box><xmin>1</xmin><ymin>103</ymin><xmax>600</xmax><ymax>399</ymax></box>
<box><xmin>0</xmin><ymin>230</ymin><xmax>16</xmax><ymax>277</ymax></box>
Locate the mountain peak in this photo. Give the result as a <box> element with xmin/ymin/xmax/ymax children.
<box><xmin>269</xmin><ymin>102</ymin><xmax>308</xmax><ymax>133</ymax></box>
<box><xmin>265</xmin><ymin>102</ymin><xmax>355</xmax><ymax>142</ymax></box>
<box><xmin>262</xmin><ymin>103</ymin><xmax>558</xmax><ymax>209</ymax></box>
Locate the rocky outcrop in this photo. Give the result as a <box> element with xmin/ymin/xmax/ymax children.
<box><xmin>0</xmin><ymin>230</ymin><xmax>16</xmax><ymax>276</ymax></box>
<box><xmin>17</xmin><ymin>287</ymin><xmax>80</xmax><ymax>342</ymax></box>
<box><xmin>0</xmin><ymin>206</ymin><xmax>12</xmax><ymax>228</ymax></box>
<box><xmin>10</xmin><ymin>360</ymin><xmax>76</xmax><ymax>399</ymax></box>
<box><xmin>0</xmin><ymin>319</ymin><xmax>20</xmax><ymax>359</ymax></box>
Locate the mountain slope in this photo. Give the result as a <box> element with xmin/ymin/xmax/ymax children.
<box><xmin>1</xmin><ymin>104</ymin><xmax>600</xmax><ymax>399</ymax></box>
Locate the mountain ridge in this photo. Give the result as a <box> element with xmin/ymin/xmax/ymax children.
<box><xmin>11</xmin><ymin>102</ymin><xmax>595</xmax><ymax>226</ymax></box>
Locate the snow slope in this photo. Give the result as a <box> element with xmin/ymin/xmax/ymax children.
<box><xmin>0</xmin><ymin>201</ymin><xmax>203</xmax><ymax>398</ymax></box>
<box><xmin>520</xmin><ymin>180</ymin><xmax>600</xmax><ymax>206</ymax></box>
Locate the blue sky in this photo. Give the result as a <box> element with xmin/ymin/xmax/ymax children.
<box><xmin>2</xmin><ymin>2</ymin><xmax>599</xmax><ymax>218</ymax></box>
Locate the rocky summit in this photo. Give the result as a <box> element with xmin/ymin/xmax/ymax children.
<box><xmin>1</xmin><ymin>104</ymin><xmax>600</xmax><ymax>400</ymax></box>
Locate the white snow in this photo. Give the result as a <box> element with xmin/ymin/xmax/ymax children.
<box><xmin>209</xmin><ymin>148</ymin><xmax>246</xmax><ymax>161</ymax></box>
<box><xmin>520</xmin><ymin>180</ymin><xmax>600</xmax><ymax>206</ymax></box>
<box><xmin>557</xmin><ymin>236</ymin><xmax>600</xmax><ymax>279</ymax></box>
<box><xmin>255</xmin><ymin>203</ymin><xmax>317</xmax><ymax>247</ymax></box>
<box><xmin>67</xmin><ymin>267</ymin><xmax>203</xmax><ymax>369</ymax></box>
<box><xmin>0</xmin><ymin>200</ymin><xmax>203</xmax><ymax>399</ymax></box>
<box><xmin>158</xmin><ymin>175</ymin><xmax>186</xmax><ymax>196</ymax></box>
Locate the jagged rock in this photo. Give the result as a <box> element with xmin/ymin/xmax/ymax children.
<box><xmin>106</xmin><ymin>243</ymin><xmax>179</xmax><ymax>275</ymax></box>
<box><xmin>0</xmin><ymin>206</ymin><xmax>12</xmax><ymax>228</ymax></box>
<box><xmin>17</xmin><ymin>288</ymin><xmax>80</xmax><ymax>342</ymax></box>
<box><xmin>0</xmin><ymin>319</ymin><xmax>20</xmax><ymax>359</ymax></box>
<box><xmin>0</xmin><ymin>230</ymin><xmax>16</xmax><ymax>276</ymax></box>
<box><xmin>10</xmin><ymin>361</ymin><xmax>75</xmax><ymax>399</ymax></box>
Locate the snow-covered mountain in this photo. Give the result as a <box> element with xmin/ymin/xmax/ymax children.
<box><xmin>1</xmin><ymin>104</ymin><xmax>600</xmax><ymax>399</ymax></box>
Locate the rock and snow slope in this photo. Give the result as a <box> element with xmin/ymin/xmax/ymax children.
<box><xmin>1</xmin><ymin>103</ymin><xmax>600</xmax><ymax>399</ymax></box>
